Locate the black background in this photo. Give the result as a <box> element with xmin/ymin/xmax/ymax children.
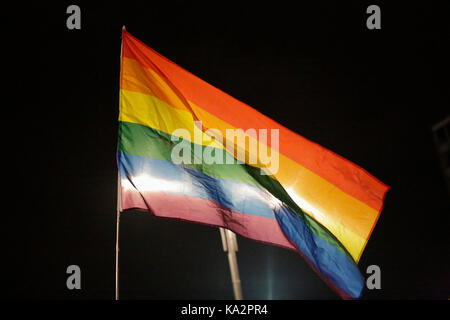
<box><xmin>5</xmin><ymin>1</ymin><xmax>449</xmax><ymax>300</ymax></box>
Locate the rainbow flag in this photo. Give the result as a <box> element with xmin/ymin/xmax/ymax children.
<box><xmin>117</xmin><ymin>29</ymin><xmax>389</xmax><ymax>299</ymax></box>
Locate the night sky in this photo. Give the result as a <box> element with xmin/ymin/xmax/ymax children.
<box><xmin>8</xmin><ymin>1</ymin><xmax>449</xmax><ymax>300</ymax></box>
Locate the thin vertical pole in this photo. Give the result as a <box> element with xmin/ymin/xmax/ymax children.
<box><xmin>219</xmin><ymin>228</ymin><xmax>243</xmax><ymax>300</ymax></box>
<box><xmin>115</xmin><ymin>25</ymin><xmax>125</xmax><ymax>301</ymax></box>
<box><xmin>115</xmin><ymin>172</ymin><xmax>121</xmax><ymax>300</ymax></box>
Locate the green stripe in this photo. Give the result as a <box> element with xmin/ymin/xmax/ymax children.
<box><xmin>118</xmin><ymin>121</ymin><xmax>354</xmax><ymax>260</ymax></box>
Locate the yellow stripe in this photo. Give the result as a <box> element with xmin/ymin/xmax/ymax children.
<box><xmin>119</xmin><ymin>88</ymin><xmax>376</xmax><ymax>261</ymax></box>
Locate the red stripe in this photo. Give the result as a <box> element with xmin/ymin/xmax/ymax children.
<box><xmin>121</xmin><ymin>30</ymin><xmax>389</xmax><ymax>211</ymax></box>
<box><xmin>121</xmin><ymin>189</ymin><xmax>295</xmax><ymax>251</ymax></box>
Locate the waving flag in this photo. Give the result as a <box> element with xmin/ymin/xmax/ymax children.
<box><xmin>117</xmin><ymin>29</ymin><xmax>389</xmax><ymax>299</ymax></box>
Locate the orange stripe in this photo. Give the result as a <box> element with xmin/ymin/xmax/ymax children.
<box><xmin>122</xmin><ymin>30</ymin><xmax>389</xmax><ymax>213</ymax></box>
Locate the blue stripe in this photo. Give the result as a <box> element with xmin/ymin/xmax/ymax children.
<box><xmin>274</xmin><ymin>205</ymin><xmax>364</xmax><ymax>298</ymax></box>
<box><xmin>119</xmin><ymin>152</ymin><xmax>277</xmax><ymax>219</ymax></box>
<box><xmin>119</xmin><ymin>151</ymin><xmax>364</xmax><ymax>298</ymax></box>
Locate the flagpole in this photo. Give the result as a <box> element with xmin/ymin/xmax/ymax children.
<box><xmin>115</xmin><ymin>171</ymin><xmax>121</xmax><ymax>300</ymax></box>
<box><xmin>115</xmin><ymin>25</ymin><xmax>125</xmax><ymax>301</ymax></box>
<box><xmin>219</xmin><ymin>228</ymin><xmax>243</xmax><ymax>300</ymax></box>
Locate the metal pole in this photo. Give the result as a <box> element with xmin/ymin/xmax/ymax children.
<box><xmin>219</xmin><ymin>227</ymin><xmax>228</xmax><ymax>251</ymax></box>
<box><xmin>115</xmin><ymin>171</ymin><xmax>122</xmax><ymax>300</ymax></box>
<box><xmin>219</xmin><ymin>228</ymin><xmax>243</xmax><ymax>300</ymax></box>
